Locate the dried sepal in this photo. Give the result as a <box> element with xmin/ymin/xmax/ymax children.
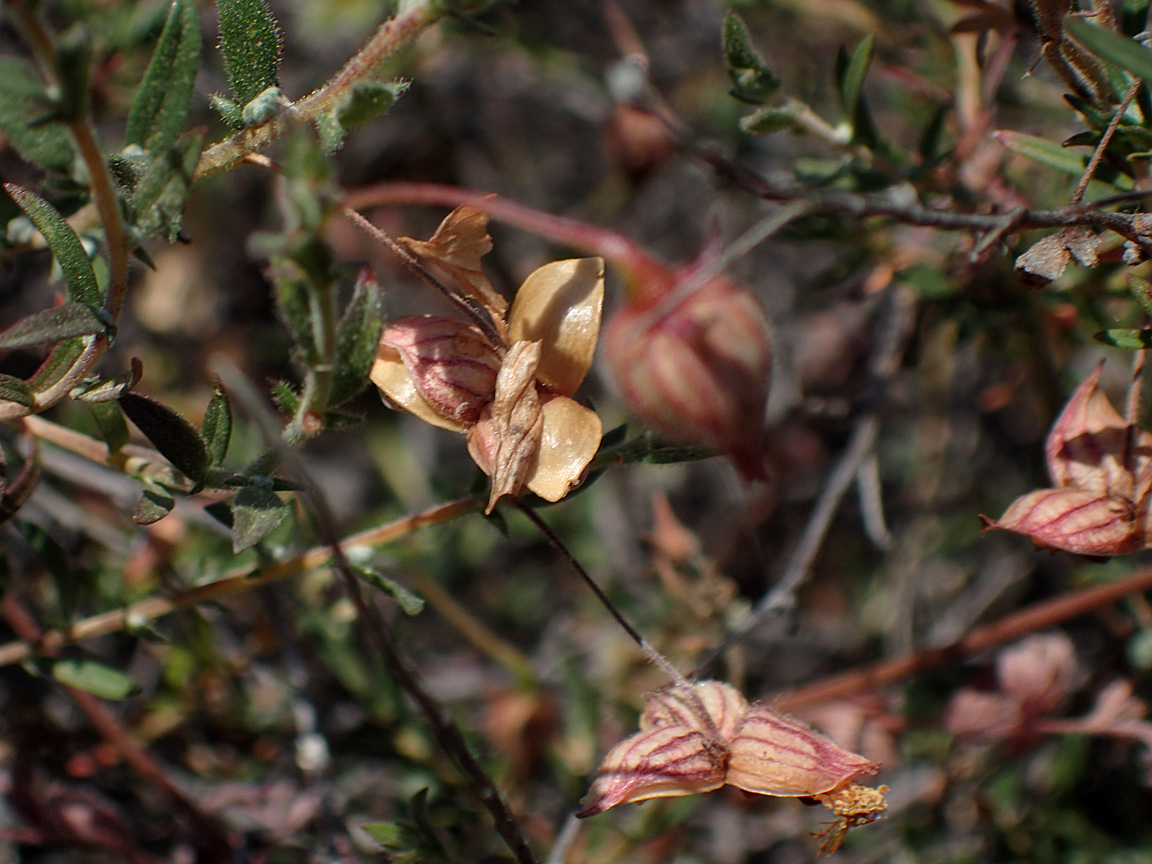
<box><xmin>468</xmin><ymin>341</ymin><xmax>545</xmax><ymax>512</ymax></box>
<box><xmin>527</xmin><ymin>395</ymin><xmax>602</xmax><ymax>502</ymax></box>
<box><xmin>1015</xmin><ymin>227</ymin><xmax>1100</xmax><ymax>285</ymax></box>
<box><xmin>397</xmin><ymin>204</ymin><xmax>508</xmax><ymax>327</ymax></box>
<box><xmin>579</xmin><ymin>679</ymin><xmax>886</xmax><ymax>851</ymax></box>
<box><xmin>507</xmin><ymin>257</ymin><xmax>604</xmax><ymax>396</ymax></box>
<box><xmin>726</xmin><ymin>706</ymin><xmax>880</xmax><ymax>798</ymax></box>
<box><xmin>1045</xmin><ymin>365</ymin><xmax>1132</xmax><ymax>497</ymax></box>
<box><xmin>371</xmin><ymin>315</ymin><xmax>500</xmax><ymax>432</ymax></box>
<box><xmin>980</xmin><ymin>488</ymin><xmax>1139</xmax><ymax>556</ymax></box>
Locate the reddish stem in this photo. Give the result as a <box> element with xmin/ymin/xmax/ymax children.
<box><xmin>342</xmin><ymin>181</ymin><xmax>674</xmax><ymax>305</ymax></box>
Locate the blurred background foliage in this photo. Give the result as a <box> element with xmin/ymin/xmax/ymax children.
<box><xmin>4</xmin><ymin>0</ymin><xmax>1152</xmax><ymax>862</ymax></box>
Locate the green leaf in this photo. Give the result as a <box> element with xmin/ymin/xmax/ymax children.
<box><xmin>270</xmin><ymin>259</ymin><xmax>318</xmax><ymax>363</ymax></box>
<box><xmin>5</xmin><ymin>185</ymin><xmax>101</xmax><ymax>306</ymax></box>
<box><xmin>0</xmin><ymin>374</ymin><xmax>34</xmax><ymax>408</ymax></box>
<box><xmin>362</xmin><ymin>821</ymin><xmax>406</xmax><ymax>848</ymax></box>
<box><xmin>1130</xmin><ymin>277</ymin><xmax>1152</xmax><ymax>317</ymax></box>
<box><xmin>1066</xmin><ymin>17</ymin><xmax>1152</xmax><ymax>85</ymax></box>
<box><xmin>130</xmin><ymin>130</ymin><xmax>204</xmax><ymax>241</ymax></box>
<box><xmin>0</xmin><ymin>304</ymin><xmax>110</xmax><ymax>351</ymax></box>
<box><xmin>318</xmin><ymin>80</ymin><xmax>408</xmax><ymax>152</ymax></box>
<box><xmin>211</xmin><ymin>94</ymin><xmax>245</xmax><ymax>129</ymax></box>
<box><xmin>71</xmin><ymin>359</ymin><xmax>144</xmax><ymax>403</ymax></box>
<box><xmin>200</xmin><ymin>383</ymin><xmax>232</xmax><ymax>467</ymax></box>
<box><xmin>28</xmin><ymin>339</ymin><xmax>85</xmax><ymax>391</ymax></box>
<box><xmin>740</xmin><ymin>102</ymin><xmax>802</xmax><ymax>135</ymax></box>
<box><xmin>87</xmin><ymin>401</ymin><xmax>130</xmax><ymax>453</ymax></box>
<box><xmin>1095</xmin><ymin>328</ymin><xmax>1152</xmax><ymax>349</ymax></box>
<box><xmin>995</xmin><ymin>130</ymin><xmax>1129</xmax><ymax>185</ymax></box>
<box><xmin>271</xmin><ymin>380</ymin><xmax>301</xmax><ymax>416</ymax></box>
<box><xmin>0</xmin><ymin>58</ymin><xmax>75</xmax><ymax>173</ymax></box>
<box><xmin>217</xmin><ymin>0</ymin><xmax>282</xmax><ymax>106</ymax></box>
<box><xmin>722</xmin><ymin>11</ymin><xmax>778</xmax><ymax>102</ymax></box>
<box><xmin>357</xmin><ymin>567</ymin><xmax>425</xmax><ymax>616</ymax></box>
<box><xmin>127</xmin><ymin>0</ymin><xmax>201</xmax><ymax>154</ymax></box>
<box><xmin>837</xmin><ymin>34</ymin><xmax>874</xmax><ymax>120</ymax></box>
<box><xmin>134</xmin><ymin>485</ymin><xmax>175</xmax><ymax>525</ymax></box>
<box><xmin>119</xmin><ymin>392</ymin><xmax>208</xmax><ymax>483</ymax></box>
<box><xmin>231</xmin><ymin>484</ymin><xmax>288</xmax><ymax>552</ymax></box>
<box><xmin>329</xmin><ymin>268</ymin><xmax>385</xmax><ymax>407</ymax></box>
<box><xmin>51</xmin><ymin>659</ymin><xmax>139</xmax><ymax>700</ymax></box>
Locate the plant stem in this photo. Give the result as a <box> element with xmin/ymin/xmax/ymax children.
<box><xmin>193</xmin><ymin>1</ymin><xmax>442</xmax><ymax>181</ymax></box>
<box><xmin>0</xmin><ymin>495</ymin><xmax>482</xmax><ymax>668</ymax></box>
<box><xmin>773</xmin><ymin>563</ymin><xmax>1152</xmax><ymax>710</ymax></box>
<box><xmin>343</xmin><ymin>182</ymin><xmax>673</xmax><ymax>304</ymax></box>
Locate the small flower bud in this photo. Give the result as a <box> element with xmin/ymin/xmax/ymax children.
<box><xmin>604</xmin><ymin>277</ymin><xmax>773</xmax><ymax>479</ymax></box>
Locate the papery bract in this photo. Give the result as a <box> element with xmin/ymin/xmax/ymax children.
<box><xmin>604</xmin><ymin>277</ymin><xmax>773</xmax><ymax>479</ymax></box>
<box><xmin>986</xmin><ymin>487</ymin><xmax>1140</xmax><ymax>556</ymax></box>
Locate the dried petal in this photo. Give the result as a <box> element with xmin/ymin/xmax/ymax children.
<box><xmin>507</xmin><ymin>258</ymin><xmax>604</xmax><ymax>396</ymax></box>
<box><xmin>1045</xmin><ymin>365</ymin><xmax>1132</xmax><ymax>498</ymax></box>
<box><xmin>525</xmin><ymin>395</ymin><xmax>602</xmax><ymax>502</ymax></box>
<box><xmin>996</xmin><ymin>632</ymin><xmax>1076</xmax><ymax>715</ymax></box>
<box><xmin>981</xmin><ymin>488</ymin><xmax>1140</xmax><ymax>556</ymax></box>
<box><xmin>604</xmin><ymin>277</ymin><xmax>773</xmax><ymax>479</ymax></box>
<box><xmin>398</xmin><ymin>205</ymin><xmax>508</xmax><ymax>326</ymax></box>
<box><xmin>467</xmin><ymin>341</ymin><xmax>544</xmax><ymax>512</ymax></box>
<box><xmin>371</xmin><ymin>315</ymin><xmax>500</xmax><ymax>432</ymax></box>
<box><xmin>726</xmin><ymin>706</ymin><xmax>879</xmax><ymax>798</ymax></box>
<box><xmin>641</xmin><ymin>681</ymin><xmax>749</xmax><ymax>742</ymax></box>
<box><xmin>576</xmin><ymin>725</ymin><xmax>727</xmax><ymax>817</ymax></box>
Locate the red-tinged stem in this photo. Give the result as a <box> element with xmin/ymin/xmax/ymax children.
<box><xmin>342</xmin><ymin>182</ymin><xmax>675</xmax><ymax>306</ymax></box>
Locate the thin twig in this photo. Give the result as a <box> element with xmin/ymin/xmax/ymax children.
<box><xmin>773</xmin><ymin>562</ymin><xmax>1152</xmax><ymax>711</ymax></box>
<box><xmin>509</xmin><ymin>498</ymin><xmax>690</xmax><ymax>691</ymax></box>
<box><xmin>1071</xmin><ymin>79</ymin><xmax>1141</xmax><ymax>205</ymax></box>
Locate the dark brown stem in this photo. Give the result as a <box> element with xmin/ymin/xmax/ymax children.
<box><xmin>1071</xmin><ymin>79</ymin><xmax>1141</xmax><ymax>205</ymax></box>
<box><xmin>773</xmin><ymin>564</ymin><xmax>1152</xmax><ymax>711</ymax></box>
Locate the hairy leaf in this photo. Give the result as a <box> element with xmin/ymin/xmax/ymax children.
<box><xmin>356</xmin><ymin>567</ymin><xmax>425</xmax><ymax>616</ymax></box>
<box><xmin>0</xmin><ymin>375</ymin><xmax>35</xmax><ymax>408</ymax></box>
<box><xmin>6</xmin><ymin>185</ymin><xmax>101</xmax><ymax>306</ymax></box>
<box><xmin>329</xmin><ymin>268</ymin><xmax>386</xmax><ymax>407</ymax></box>
<box><xmin>200</xmin><ymin>384</ymin><xmax>232</xmax><ymax>467</ymax></box>
<box><xmin>127</xmin><ymin>0</ymin><xmax>201</xmax><ymax>154</ymax></box>
<box><xmin>722</xmin><ymin>11</ymin><xmax>778</xmax><ymax>102</ymax></box>
<box><xmin>1066</xmin><ymin>17</ymin><xmax>1152</xmax><ymax>85</ymax></box>
<box><xmin>0</xmin><ymin>304</ymin><xmax>109</xmax><ymax>351</ymax></box>
<box><xmin>131</xmin><ymin>130</ymin><xmax>204</xmax><ymax>240</ymax></box>
<box><xmin>134</xmin><ymin>485</ymin><xmax>175</xmax><ymax>525</ymax></box>
<box><xmin>0</xmin><ymin>58</ymin><xmax>74</xmax><ymax>173</ymax></box>
<box><xmin>119</xmin><ymin>392</ymin><xmax>208</xmax><ymax>483</ymax></box>
<box><xmin>217</xmin><ymin>0</ymin><xmax>282</xmax><ymax>106</ymax></box>
<box><xmin>87</xmin><ymin>401</ymin><xmax>130</xmax><ymax>454</ymax></box>
<box><xmin>231</xmin><ymin>484</ymin><xmax>288</xmax><ymax>552</ymax></box>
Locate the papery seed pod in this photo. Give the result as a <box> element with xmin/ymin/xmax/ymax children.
<box><xmin>603</xmin><ymin>276</ymin><xmax>773</xmax><ymax>479</ymax></box>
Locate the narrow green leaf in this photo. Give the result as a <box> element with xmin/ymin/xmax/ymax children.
<box><xmin>28</xmin><ymin>339</ymin><xmax>85</xmax><ymax>390</ymax></box>
<box><xmin>1095</xmin><ymin>328</ymin><xmax>1152</xmax><ymax>349</ymax></box>
<box><xmin>722</xmin><ymin>11</ymin><xmax>778</xmax><ymax>102</ymax></box>
<box><xmin>71</xmin><ymin>359</ymin><xmax>144</xmax><ymax>404</ymax></box>
<box><xmin>119</xmin><ymin>392</ymin><xmax>208</xmax><ymax>483</ymax></box>
<box><xmin>0</xmin><ymin>58</ymin><xmax>74</xmax><ymax>173</ymax></box>
<box><xmin>217</xmin><ymin>0</ymin><xmax>282</xmax><ymax>106</ymax></box>
<box><xmin>356</xmin><ymin>567</ymin><xmax>424</xmax><ymax>616</ymax></box>
<box><xmin>362</xmin><ymin>821</ymin><xmax>406</xmax><ymax>848</ymax></box>
<box><xmin>271</xmin><ymin>380</ymin><xmax>301</xmax><ymax>416</ymax></box>
<box><xmin>127</xmin><ymin>0</ymin><xmax>202</xmax><ymax>154</ymax></box>
<box><xmin>51</xmin><ymin>659</ymin><xmax>139</xmax><ymax>700</ymax></box>
<box><xmin>0</xmin><ymin>304</ymin><xmax>109</xmax><ymax>351</ymax></box>
<box><xmin>1130</xmin><ymin>277</ymin><xmax>1152</xmax><ymax>317</ymax></box>
<box><xmin>329</xmin><ymin>268</ymin><xmax>385</xmax><ymax>407</ymax></box>
<box><xmin>231</xmin><ymin>485</ymin><xmax>288</xmax><ymax>552</ymax></box>
<box><xmin>6</xmin><ymin>185</ymin><xmax>100</xmax><ymax>306</ymax></box>
<box><xmin>1066</xmin><ymin>17</ymin><xmax>1152</xmax><ymax>84</ymax></box>
<box><xmin>131</xmin><ymin>130</ymin><xmax>204</xmax><ymax>241</ymax></box>
<box><xmin>134</xmin><ymin>485</ymin><xmax>175</xmax><ymax>525</ymax></box>
<box><xmin>995</xmin><ymin>130</ymin><xmax>1089</xmax><ymax>176</ymax></box>
<box><xmin>270</xmin><ymin>259</ymin><xmax>318</xmax><ymax>363</ymax></box>
<box><xmin>740</xmin><ymin>102</ymin><xmax>802</xmax><ymax>135</ymax></box>
<box><xmin>838</xmin><ymin>34</ymin><xmax>875</xmax><ymax>119</ymax></box>
<box><xmin>318</xmin><ymin>80</ymin><xmax>408</xmax><ymax>152</ymax></box>
<box><xmin>199</xmin><ymin>383</ymin><xmax>232</xmax><ymax>467</ymax></box>
<box><xmin>0</xmin><ymin>374</ymin><xmax>34</xmax><ymax>408</ymax></box>
<box><xmin>87</xmin><ymin>401</ymin><xmax>130</xmax><ymax>453</ymax></box>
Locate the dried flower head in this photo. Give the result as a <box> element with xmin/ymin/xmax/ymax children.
<box><xmin>371</xmin><ymin>206</ymin><xmax>605</xmax><ymax>511</ymax></box>
<box><xmin>980</xmin><ymin>365</ymin><xmax>1152</xmax><ymax>556</ymax></box>
<box><xmin>578</xmin><ymin>680</ymin><xmax>886</xmax><ymax>853</ymax></box>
